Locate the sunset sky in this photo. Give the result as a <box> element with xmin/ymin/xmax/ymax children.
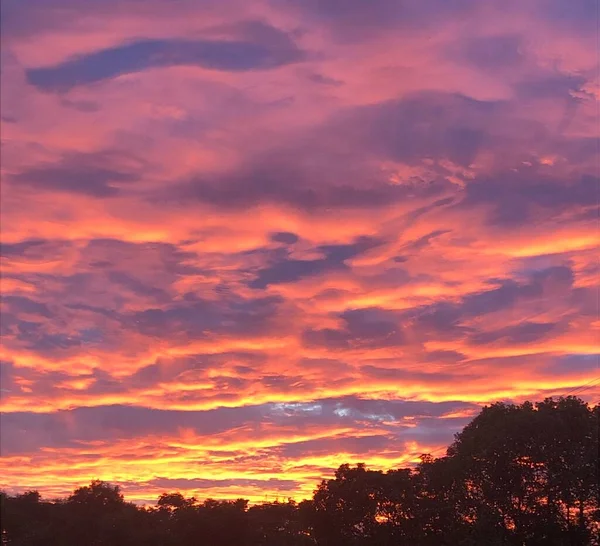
<box><xmin>1</xmin><ymin>0</ymin><xmax>598</xmax><ymax>504</ymax></box>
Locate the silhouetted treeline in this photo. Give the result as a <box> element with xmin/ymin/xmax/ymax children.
<box><xmin>2</xmin><ymin>397</ymin><xmax>599</xmax><ymax>545</ymax></box>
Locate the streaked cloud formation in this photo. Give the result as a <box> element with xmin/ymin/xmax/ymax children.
<box><xmin>1</xmin><ymin>0</ymin><xmax>598</xmax><ymax>503</ymax></box>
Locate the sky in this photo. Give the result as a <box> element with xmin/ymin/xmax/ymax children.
<box><xmin>0</xmin><ymin>0</ymin><xmax>598</xmax><ymax>505</ymax></box>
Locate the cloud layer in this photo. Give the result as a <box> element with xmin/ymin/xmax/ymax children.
<box><xmin>1</xmin><ymin>0</ymin><xmax>598</xmax><ymax>503</ymax></box>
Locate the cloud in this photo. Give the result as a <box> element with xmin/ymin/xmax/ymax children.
<box><xmin>469</xmin><ymin>321</ymin><xmax>563</xmax><ymax>346</ymax></box>
<box><xmin>1</xmin><ymin>239</ymin><xmax>51</xmax><ymax>258</ymax></box>
<box><xmin>249</xmin><ymin>237</ymin><xmax>382</xmax><ymax>288</ymax></box>
<box><xmin>2</xmin><ymin>296</ymin><xmax>53</xmax><ymax>318</ymax></box>
<box><xmin>26</xmin><ymin>22</ymin><xmax>304</xmax><ymax>91</ymax></box>
<box><xmin>456</xmin><ymin>34</ymin><xmax>524</xmax><ymax>70</ymax></box>
<box><xmin>543</xmin><ymin>0</ymin><xmax>599</xmax><ymax>31</ymax></box>
<box><xmin>170</xmin><ymin>161</ymin><xmax>447</xmax><ymax>212</ymax></box>
<box><xmin>8</xmin><ymin>153</ymin><xmax>142</xmax><ymax>197</ymax></box>
<box><xmin>0</xmin><ymin>397</ymin><xmax>475</xmax><ymax>459</ymax></box>
<box><xmin>149</xmin><ymin>477</ymin><xmax>299</xmax><ymax>491</ymax></box>
<box><xmin>0</xmin><ymin>404</ymin><xmax>262</xmax><ymax>454</ymax></box>
<box><xmin>303</xmin><ymin>307</ymin><xmax>405</xmax><ymax>350</ymax></box>
<box><xmin>130</xmin><ymin>294</ymin><xmax>285</xmax><ymax>337</ymax></box>
<box><xmin>463</xmin><ymin>173</ymin><xmax>598</xmax><ymax>226</ymax></box>
<box><xmin>285</xmin><ymin>0</ymin><xmax>477</xmax><ymax>40</ymax></box>
<box><xmin>270</xmin><ymin>232</ymin><xmax>299</xmax><ymax>245</ymax></box>
<box><xmin>462</xmin><ymin>266</ymin><xmax>574</xmax><ymax>314</ymax></box>
<box><xmin>514</xmin><ymin>72</ymin><xmax>586</xmax><ymax>100</ymax></box>
<box><xmin>544</xmin><ymin>354</ymin><xmax>599</xmax><ymax>375</ymax></box>
<box><xmin>336</xmin><ymin>91</ymin><xmax>496</xmax><ymax>167</ymax></box>
<box><xmin>398</xmin><ymin>265</ymin><xmax>578</xmax><ymax>347</ymax></box>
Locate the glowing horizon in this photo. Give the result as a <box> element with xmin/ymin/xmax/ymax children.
<box><xmin>1</xmin><ymin>0</ymin><xmax>598</xmax><ymax>505</ymax></box>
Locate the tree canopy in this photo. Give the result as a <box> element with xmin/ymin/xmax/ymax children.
<box><xmin>1</xmin><ymin>396</ymin><xmax>598</xmax><ymax>545</ymax></box>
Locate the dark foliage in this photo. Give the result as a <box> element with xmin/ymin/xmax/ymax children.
<box><xmin>1</xmin><ymin>397</ymin><xmax>598</xmax><ymax>545</ymax></box>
